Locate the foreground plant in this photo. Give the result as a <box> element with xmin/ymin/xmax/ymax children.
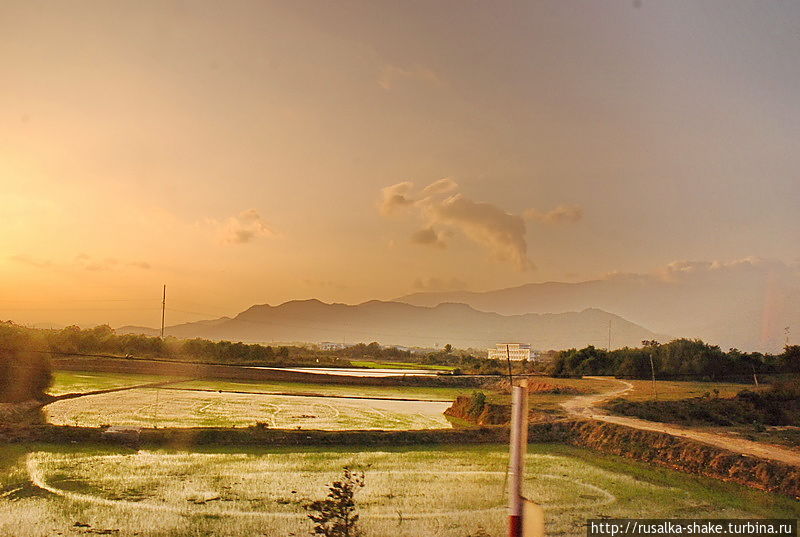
<box><xmin>304</xmin><ymin>467</ymin><xmax>365</xmax><ymax>537</ymax></box>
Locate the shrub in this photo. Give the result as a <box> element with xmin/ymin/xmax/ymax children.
<box><xmin>0</xmin><ymin>349</ymin><xmax>52</xmax><ymax>403</ymax></box>
<box><xmin>305</xmin><ymin>467</ymin><xmax>365</xmax><ymax>537</ymax></box>
<box><xmin>467</xmin><ymin>391</ymin><xmax>487</xmax><ymax>417</ymax></box>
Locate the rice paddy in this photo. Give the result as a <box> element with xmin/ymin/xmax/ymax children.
<box><xmin>0</xmin><ymin>443</ymin><xmax>796</xmax><ymax>537</ymax></box>
<box><xmin>45</xmin><ymin>387</ymin><xmax>453</xmax><ymax>429</ymax></box>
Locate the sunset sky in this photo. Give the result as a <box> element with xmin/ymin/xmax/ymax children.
<box><xmin>1</xmin><ymin>1</ymin><xmax>798</xmax><ymax>328</ymax></box>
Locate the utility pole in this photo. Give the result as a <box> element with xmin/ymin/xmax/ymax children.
<box><xmin>786</xmin><ymin>326</ymin><xmax>791</xmax><ymax>347</ymax></box>
<box><xmin>160</xmin><ymin>284</ymin><xmax>166</xmax><ymax>339</ymax></box>
<box><xmin>508</xmin><ymin>379</ymin><xmax>528</xmax><ymax>537</ymax></box>
<box><xmin>649</xmin><ymin>352</ymin><xmax>657</xmax><ymax>401</ymax></box>
<box><xmin>506</xmin><ymin>344</ymin><xmax>514</xmax><ymax>386</ymax></box>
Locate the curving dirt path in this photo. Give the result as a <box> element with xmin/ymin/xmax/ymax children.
<box><xmin>561</xmin><ymin>376</ymin><xmax>800</xmax><ymax>467</ymax></box>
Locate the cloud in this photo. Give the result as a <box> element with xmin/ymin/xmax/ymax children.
<box><xmin>378</xmin><ymin>178</ymin><xmax>585</xmax><ymax>270</ymax></box>
<box><xmin>600</xmin><ymin>257</ymin><xmax>799</xmax><ymax>285</ymax></box>
<box><xmin>303</xmin><ymin>278</ymin><xmax>349</xmax><ymax>290</ymax></box>
<box><xmin>217</xmin><ymin>209</ymin><xmax>275</xmax><ymax>245</ymax></box>
<box><xmin>378</xmin><ymin>178</ymin><xmax>537</xmax><ymax>270</ymax></box>
<box><xmin>410</xmin><ymin>227</ymin><xmax>447</xmax><ymax>249</ymax></box>
<box><xmin>421</xmin><ymin>177</ymin><xmax>458</xmax><ymax>196</ymax></box>
<box><xmin>427</xmin><ymin>194</ymin><xmax>533</xmax><ymax>270</ymax></box>
<box><xmin>413</xmin><ymin>276</ymin><xmax>468</xmax><ymax>292</ymax></box>
<box><xmin>76</xmin><ymin>255</ymin><xmax>119</xmax><ymax>271</ymax></box>
<box><xmin>9</xmin><ymin>254</ymin><xmax>53</xmax><ymax>269</ymax></box>
<box><xmin>379</xmin><ymin>182</ymin><xmax>415</xmax><ymax>215</ymax></box>
<box><xmin>524</xmin><ymin>204</ymin><xmax>584</xmax><ymax>224</ymax></box>
<box><xmin>10</xmin><ymin>253</ymin><xmax>151</xmax><ymax>272</ymax></box>
<box><xmin>378</xmin><ymin>64</ymin><xmax>443</xmax><ymax>90</ymax></box>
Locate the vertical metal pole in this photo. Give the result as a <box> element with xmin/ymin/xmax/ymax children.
<box><xmin>160</xmin><ymin>285</ymin><xmax>166</xmax><ymax>339</ymax></box>
<box><xmin>508</xmin><ymin>380</ymin><xmax>528</xmax><ymax>537</ymax></box>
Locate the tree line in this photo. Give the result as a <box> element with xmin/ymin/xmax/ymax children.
<box><xmin>548</xmin><ymin>338</ymin><xmax>800</xmax><ymax>380</ymax></box>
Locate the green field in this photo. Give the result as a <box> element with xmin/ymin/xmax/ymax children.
<box><xmin>1</xmin><ymin>443</ymin><xmax>795</xmax><ymax>537</ymax></box>
<box><xmin>618</xmin><ymin>379</ymin><xmax>758</xmax><ymax>401</ymax></box>
<box><xmin>48</xmin><ymin>371</ymin><xmax>187</xmax><ymax>396</ymax></box>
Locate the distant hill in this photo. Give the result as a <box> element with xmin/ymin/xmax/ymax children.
<box><xmin>396</xmin><ymin>259</ymin><xmax>800</xmax><ymax>353</ymax></box>
<box><xmin>117</xmin><ymin>299</ymin><xmax>664</xmax><ymax>350</ymax></box>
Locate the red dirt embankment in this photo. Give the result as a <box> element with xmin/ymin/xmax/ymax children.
<box><xmin>444</xmin><ymin>395</ymin><xmax>554</xmax><ymax>425</ymax></box>
<box><xmin>444</xmin><ymin>395</ymin><xmax>511</xmax><ymax>425</ymax></box>
<box><xmin>52</xmin><ymin>356</ymin><xmax>486</xmax><ymax>388</ymax></box>
<box><xmin>445</xmin><ymin>398</ymin><xmax>800</xmax><ymax>497</ymax></box>
<box><xmin>546</xmin><ymin>419</ymin><xmax>800</xmax><ymax>498</ymax></box>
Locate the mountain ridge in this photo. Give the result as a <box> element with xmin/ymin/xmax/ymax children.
<box><xmin>118</xmin><ymin>299</ymin><xmax>665</xmax><ymax>350</ymax></box>
<box><xmin>395</xmin><ymin>260</ymin><xmax>800</xmax><ymax>352</ymax></box>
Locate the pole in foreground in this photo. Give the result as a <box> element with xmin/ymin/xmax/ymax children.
<box><xmin>508</xmin><ymin>379</ymin><xmax>528</xmax><ymax>537</ymax></box>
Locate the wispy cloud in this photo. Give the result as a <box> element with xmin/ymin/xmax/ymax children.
<box><xmin>413</xmin><ymin>276</ymin><xmax>467</xmax><ymax>292</ymax></box>
<box><xmin>9</xmin><ymin>254</ymin><xmax>53</xmax><ymax>269</ymax></box>
<box><xmin>379</xmin><ymin>181</ymin><xmax>415</xmax><ymax>215</ymax></box>
<box><xmin>10</xmin><ymin>253</ymin><xmax>151</xmax><ymax>272</ymax></box>
<box><xmin>215</xmin><ymin>209</ymin><xmax>275</xmax><ymax>245</ymax></box>
<box><xmin>524</xmin><ymin>204</ymin><xmax>584</xmax><ymax>224</ymax></box>
<box><xmin>377</xmin><ymin>64</ymin><xmax>443</xmax><ymax>90</ymax></box>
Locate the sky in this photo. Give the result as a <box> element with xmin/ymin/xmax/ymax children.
<box><xmin>1</xmin><ymin>0</ymin><xmax>799</xmax><ymax>328</ymax></box>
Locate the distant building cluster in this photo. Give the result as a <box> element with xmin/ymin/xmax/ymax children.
<box><xmin>318</xmin><ymin>342</ymin><xmax>348</xmax><ymax>351</ymax></box>
<box><xmin>487</xmin><ymin>343</ymin><xmax>534</xmax><ymax>361</ymax></box>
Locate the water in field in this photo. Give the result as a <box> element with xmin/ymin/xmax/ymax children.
<box><xmin>1</xmin><ymin>444</ymin><xmax>797</xmax><ymax>537</ymax></box>
<box><xmin>250</xmin><ymin>366</ymin><xmax>439</xmax><ymax>377</ymax></box>
<box><xmin>45</xmin><ymin>388</ymin><xmax>452</xmax><ymax>429</ymax></box>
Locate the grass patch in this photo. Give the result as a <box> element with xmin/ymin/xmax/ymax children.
<box><xmin>619</xmin><ymin>379</ymin><xmax>758</xmax><ymax>401</ymax></box>
<box><xmin>48</xmin><ymin>371</ymin><xmax>185</xmax><ymax>396</ymax></box>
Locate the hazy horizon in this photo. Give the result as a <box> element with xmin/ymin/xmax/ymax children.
<box><xmin>2</xmin><ymin>1</ymin><xmax>799</xmax><ymax>330</ymax></box>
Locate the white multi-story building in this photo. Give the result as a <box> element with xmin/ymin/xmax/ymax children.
<box><xmin>487</xmin><ymin>343</ymin><xmax>532</xmax><ymax>361</ymax></box>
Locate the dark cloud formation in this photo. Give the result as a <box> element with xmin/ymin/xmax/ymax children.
<box><xmin>380</xmin><ymin>178</ymin><xmax>582</xmax><ymax>270</ymax></box>
<box><xmin>425</xmin><ymin>193</ymin><xmax>532</xmax><ymax>269</ymax></box>
<box><xmin>410</xmin><ymin>226</ymin><xmax>447</xmax><ymax>249</ymax></box>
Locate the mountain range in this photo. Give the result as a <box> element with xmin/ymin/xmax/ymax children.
<box><xmin>118</xmin><ymin>259</ymin><xmax>798</xmax><ymax>353</ymax></box>
<box><xmin>397</xmin><ymin>259</ymin><xmax>799</xmax><ymax>353</ymax></box>
<box><xmin>118</xmin><ymin>299</ymin><xmax>663</xmax><ymax>350</ymax></box>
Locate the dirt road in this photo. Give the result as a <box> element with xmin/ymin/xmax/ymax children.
<box><xmin>561</xmin><ymin>376</ymin><xmax>800</xmax><ymax>467</ymax></box>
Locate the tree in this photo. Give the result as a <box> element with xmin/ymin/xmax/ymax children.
<box><xmin>305</xmin><ymin>468</ymin><xmax>365</xmax><ymax>537</ymax></box>
<box><xmin>443</xmin><ymin>344</ymin><xmax>452</xmax><ymax>354</ymax></box>
<box><xmin>781</xmin><ymin>345</ymin><xmax>800</xmax><ymax>373</ymax></box>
